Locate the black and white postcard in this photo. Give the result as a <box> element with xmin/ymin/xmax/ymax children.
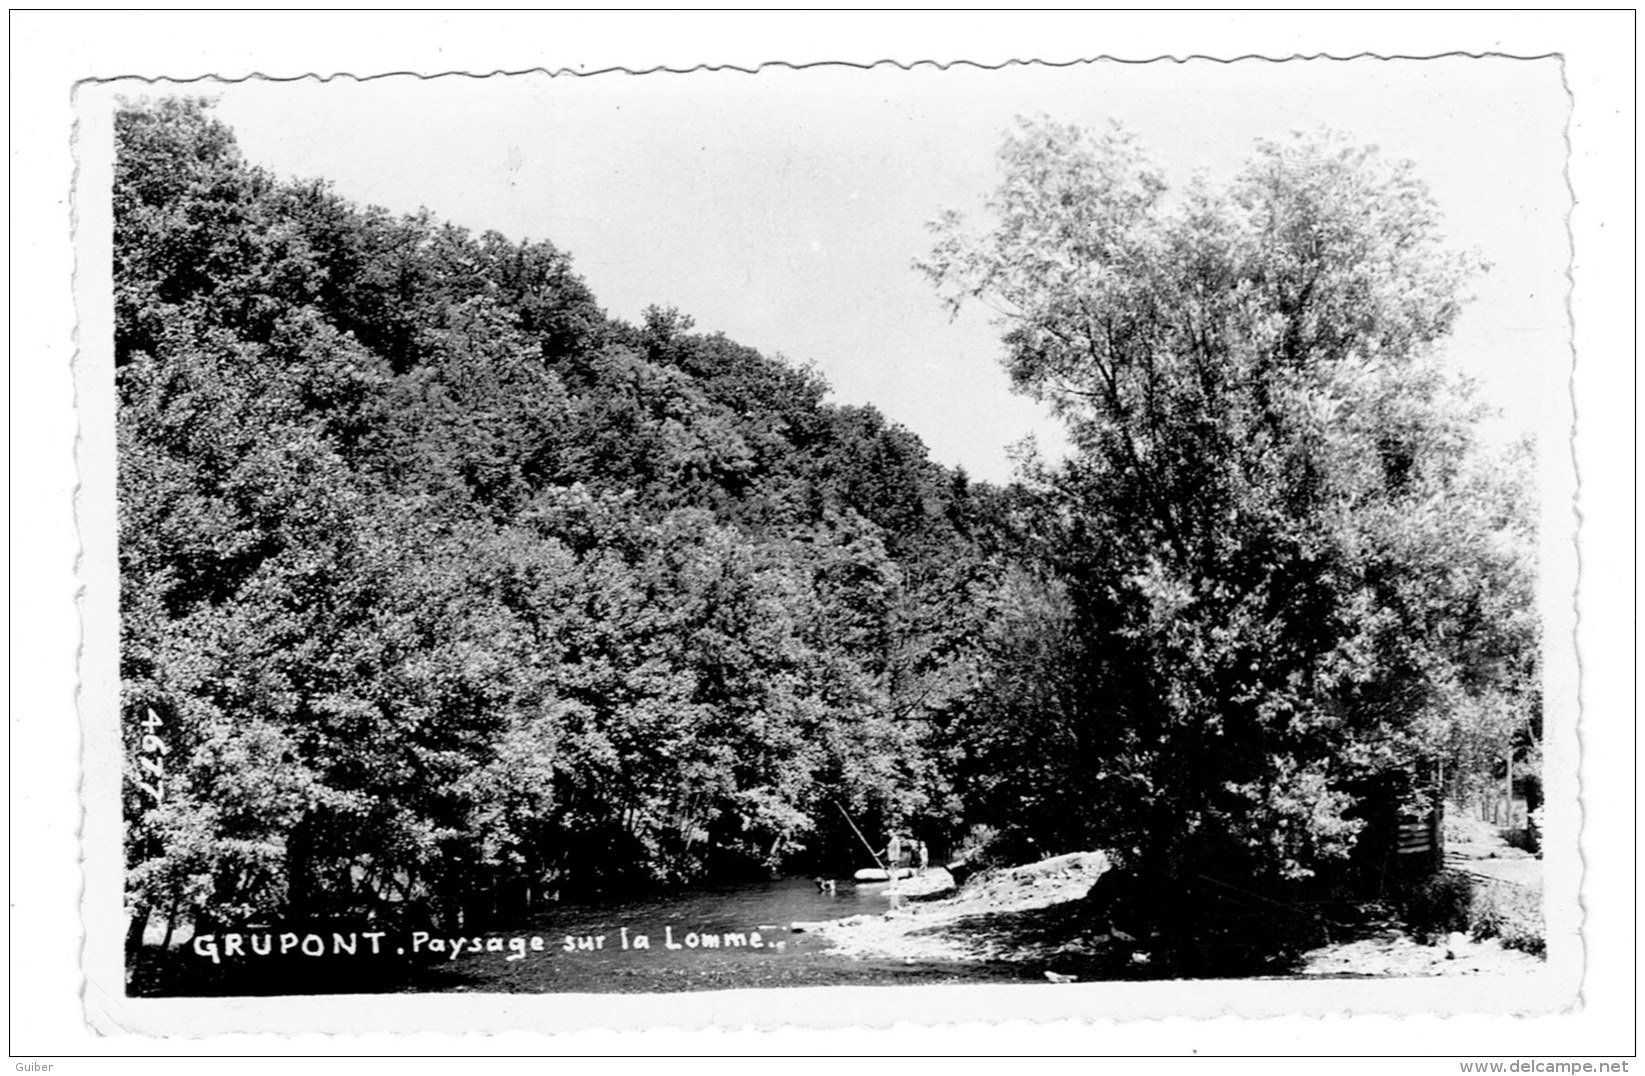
<box><xmin>50</xmin><ymin>17</ymin><xmax>1625</xmax><ymax>1047</ymax></box>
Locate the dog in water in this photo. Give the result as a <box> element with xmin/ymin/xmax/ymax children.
<box><xmin>814</xmin><ymin>878</ymin><xmax>838</xmax><ymax>894</ymax></box>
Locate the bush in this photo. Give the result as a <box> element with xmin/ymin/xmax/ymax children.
<box><xmin>1401</xmin><ymin>871</ymin><xmax>1476</xmax><ymax>940</ymax></box>
<box><xmin>953</xmin><ymin>824</ymin><xmax>1007</xmax><ymax>870</ymax></box>
<box><xmin>1468</xmin><ymin>876</ymin><xmax>1545</xmax><ymax>956</ymax></box>
<box><xmin>1400</xmin><ymin>870</ymin><xmax>1544</xmax><ymax>956</ymax></box>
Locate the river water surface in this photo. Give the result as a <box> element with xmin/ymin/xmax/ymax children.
<box><xmin>416</xmin><ymin>875</ymin><xmax>1030</xmax><ymax>994</ymax></box>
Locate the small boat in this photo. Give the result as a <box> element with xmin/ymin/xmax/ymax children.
<box><xmin>853</xmin><ymin>866</ymin><xmax>916</xmax><ymax>882</ymax></box>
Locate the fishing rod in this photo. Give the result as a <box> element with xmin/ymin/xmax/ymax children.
<box><xmin>832</xmin><ymin>800</ymin><xmax>887</xmax><ymax>872</ymax></box>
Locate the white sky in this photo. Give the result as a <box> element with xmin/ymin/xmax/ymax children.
<box><xmin>190</xmin><ymin>58</ymin><xmax>1569</xmax><ymax>485</ymax></box>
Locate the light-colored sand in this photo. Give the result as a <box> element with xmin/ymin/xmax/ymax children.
<box><xmin>804</xmin><ymin>852</ymin><xmax>1112</xmax><ymax>963</ymax></box>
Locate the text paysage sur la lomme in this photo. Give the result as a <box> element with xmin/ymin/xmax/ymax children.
<box><xmin>191</xmin><ymin>926</ymin><xmax>788</xmax><ymax>964</ymax></box>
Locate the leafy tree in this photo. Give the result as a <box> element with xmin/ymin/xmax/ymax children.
<box><xmin>117</xmin><ymin>97</ymin><xmax>1015</xmax><ymax>980</ymax></box>
<box><xmin>922</xmin><ymin>120</ymin><xmax>1539</xmax><ymax>918</ymax></box>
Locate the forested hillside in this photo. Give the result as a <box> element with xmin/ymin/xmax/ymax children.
<box><xmin>118</xmin><ymin>99</ymin><xmax>1540</xmax><ymax>968</ymax></box>
<box><xmin>118</xmin><ymin>99</ymin><xmax>1010</xmax><ymax>937</ymax></box>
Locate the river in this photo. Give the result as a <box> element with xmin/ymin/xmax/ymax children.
<box><xmin>138</xmin><ymin>874</ymin><xmax>1044</xmax><ymax>996</ymax></box>
<box><xmin>412</xmin><ymin>875</ymin><xmax>1033</xmax><ymax>994</ymax></box>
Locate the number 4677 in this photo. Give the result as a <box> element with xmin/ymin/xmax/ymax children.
<box><xmin>135</xmin><ymin>706</ymin><xmax>167</xmax><ymax>804</ymax></box>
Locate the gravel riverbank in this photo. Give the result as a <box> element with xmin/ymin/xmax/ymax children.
<box><xmin>804</xmin><ymin>850</ymin><xmax>1543</xmax><ymax>981</ymax></box>
<box><xmin>805</xmin><ymin>852</ymin><xmax>1117</xmax><ymax>967</ymax></box>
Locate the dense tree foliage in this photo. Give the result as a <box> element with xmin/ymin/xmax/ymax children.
<box><xmin>118</xmin><ymin>99</ymin><xmax>999</xmax><ymax>939</ymax></box>
<box><xmin>120</xmin><ymin>102</ymin><xmax>1538</xmax><ymax>970</ymax></box>
<box><xmin>922</xmin><ymin>120</ymin><xmax>1540</xmax><ymax>919</ymax></box>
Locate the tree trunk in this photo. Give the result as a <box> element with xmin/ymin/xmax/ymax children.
<box><xmin>286</xmin><ymin>814</ymin><xmax>317</xmax><ymax>918</ymax></box>
<box><xmin>160</xmin><ymin>893</ymin><xmax>180</xmax><ymax>950</ymax></box>
<box><xmin>126</xmin><ymin>904</ymin><xmax>150</xmax><ymax>955</ymax></box>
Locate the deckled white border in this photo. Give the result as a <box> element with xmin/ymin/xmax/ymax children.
<box><xmin>14</xmin><ymin>11</ymin><xmax>1633</xmax><ymax>1058</ymax></box>
<box><xmin>72</xmin><ymin>58</ymin><xmax>1581</xmax><ymax>1035</ymax></box>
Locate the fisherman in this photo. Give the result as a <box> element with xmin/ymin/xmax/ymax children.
<box><xmin>885</xmin><ymin>832</ymin><xmax>904</xmax><ymax>871</ymax></box>
<box><xmin>916</xmin><ymin>838</ymin><xmax>929</xmax><ymax>875</ymax></box>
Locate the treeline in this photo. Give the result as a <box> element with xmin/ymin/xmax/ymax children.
<box><xmin>119</xmin><ymin>100</ymin><xmax>1540</xmax><ymax>964</ymax></box>
<box><xmin>118</xmin><ymin>99</ymin><xmax>1010</xmax><ymax>938</ymax></box>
